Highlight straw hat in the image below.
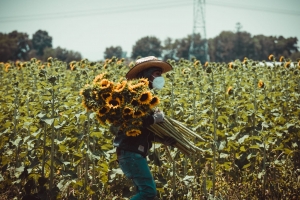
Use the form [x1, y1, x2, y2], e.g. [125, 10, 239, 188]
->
[126, 56, 173, 80]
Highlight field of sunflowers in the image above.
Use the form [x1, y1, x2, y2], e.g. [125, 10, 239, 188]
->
[0, 56, 299, 200]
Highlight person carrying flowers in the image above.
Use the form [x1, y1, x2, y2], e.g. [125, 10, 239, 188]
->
[112, 56, 176, 200]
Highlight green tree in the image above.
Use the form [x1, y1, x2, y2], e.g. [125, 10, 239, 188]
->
[32, 30, 52, 56]
[104, 46, 123, 59]
[208, 31, 236, 62]
[131, 36, 162, 59]
[162, 37, 178, 61]
[0, 31, 31, 61]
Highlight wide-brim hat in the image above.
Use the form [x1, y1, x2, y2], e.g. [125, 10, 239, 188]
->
[126, 56, 173, 80]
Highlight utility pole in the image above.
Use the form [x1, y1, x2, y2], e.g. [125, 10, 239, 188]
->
[189, 0, 209, 62]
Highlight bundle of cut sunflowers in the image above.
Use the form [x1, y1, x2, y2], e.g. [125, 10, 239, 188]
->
[80, 73, 204, 155]
[80, 73, 160, 137]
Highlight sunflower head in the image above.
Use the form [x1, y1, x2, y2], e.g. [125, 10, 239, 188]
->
[268, 54, 274, 61]
[132, 110, 145, 118]
[99, 79, 113, 90]
[114, 80, 127, 93]
[149, 96, 160, 109]
[285, 61, 291, 69]
[226, 86, 234, 95]
[132, 119, 143, 127]
[131, 98, 139, 107]
[126, 129, 141, 137]
[106, 96, 121, 109]
[123, 106, 134, 116]
[93, 73, 106, 84]
[98, 106, 110, 116]
[138, 91, 152, 105]
[258, 80, 264, 88]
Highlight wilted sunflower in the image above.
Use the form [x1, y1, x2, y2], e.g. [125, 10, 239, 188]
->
[126, 129, 141, 137]
[149, 96, 160, 109]
[268, 54, 274, 61]
[106, 96, 121, 109]
[258, 80, 264, 88]
[138, 91, 152, 105]
[226, 86, 234, 95]
[228, 62, 233, 70]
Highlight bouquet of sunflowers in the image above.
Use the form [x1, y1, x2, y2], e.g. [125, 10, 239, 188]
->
[80, 73, 160, 137]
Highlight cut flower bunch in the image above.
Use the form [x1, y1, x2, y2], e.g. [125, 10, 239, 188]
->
[80, 73, 160, 137]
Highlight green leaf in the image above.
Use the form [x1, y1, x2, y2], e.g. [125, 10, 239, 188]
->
[41, 118, 54, 125]
[242, 163, 251, 169]
[249, 144, 260, 150]
[206, 179, 213, 190]
[240, 146, 246, 152]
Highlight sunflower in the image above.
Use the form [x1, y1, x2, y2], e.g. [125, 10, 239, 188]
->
[123, 106, 134, 116]
[93, 73, 106, 84]
[106, 96, 121, 109]
[285, 61, 291, 69]
[138, 91, 152, 105]
[228, 62, 233, 70]
[133, 110, 145, 118]
[98, 105, 110, 116]
[99, 79, 113, 90]
[258, 80, 264, 88]
[279, 56, 285, 62]
[128, 81, 145, 93]
[226, 86, 233, 95]
[82, 101, 93, 111]
[114, 80, 127, 93]
[126, 129, 141, 137]
[131, 98, 139, 107]
[138, 78, 149, 87]
[100, 92, 111, 101]
[96, 114, 106, 126]
[132, 119, 143, 127]
[149, 96, 160, 109]
[268, 54, 274, 61]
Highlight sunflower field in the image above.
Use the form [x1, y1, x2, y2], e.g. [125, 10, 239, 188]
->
[0, 56, 300, 200]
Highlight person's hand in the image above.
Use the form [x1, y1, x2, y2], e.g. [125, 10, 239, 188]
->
[162, 136, 177, 146]
[153, 109, 164, 123]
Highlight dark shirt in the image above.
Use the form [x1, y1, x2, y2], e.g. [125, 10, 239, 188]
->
[113, 115, 155, 157]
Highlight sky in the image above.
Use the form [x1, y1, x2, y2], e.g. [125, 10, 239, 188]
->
[0, 0, 300, 61]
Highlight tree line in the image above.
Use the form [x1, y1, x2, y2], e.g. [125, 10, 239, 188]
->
[1, 28, 299, 63]
[0, 30, 82, 63]
[106, 32, 299, 63]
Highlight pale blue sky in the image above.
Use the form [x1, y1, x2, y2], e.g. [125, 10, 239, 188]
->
[0, 0, 299, 61]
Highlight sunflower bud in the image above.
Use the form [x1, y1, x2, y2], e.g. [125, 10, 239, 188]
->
[258, 80, 264, 88]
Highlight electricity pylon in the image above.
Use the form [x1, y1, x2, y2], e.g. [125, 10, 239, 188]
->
[189, 0, 209, 62]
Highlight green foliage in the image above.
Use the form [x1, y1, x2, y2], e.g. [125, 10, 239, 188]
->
[0, 57, 300, 199]
[131, 36, 162, 59]
[104, 46, 123, 59]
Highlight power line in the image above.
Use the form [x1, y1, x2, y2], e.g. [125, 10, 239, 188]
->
[0, 1, 192, 22]
[0, 0, 299, 23]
